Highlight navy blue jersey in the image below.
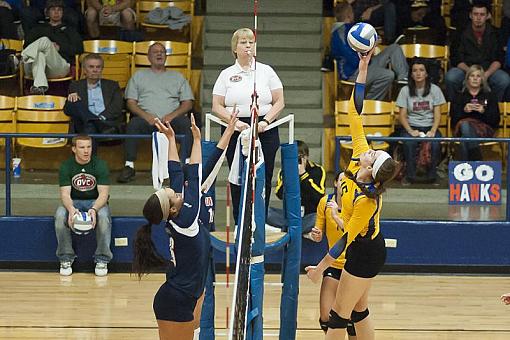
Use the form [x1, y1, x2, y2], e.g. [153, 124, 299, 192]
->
[165, 163, 211, 299]
[200, 146, 224, 231]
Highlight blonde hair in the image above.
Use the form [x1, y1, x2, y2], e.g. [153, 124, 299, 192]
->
[464, 64, 490, 92]
[231, 28, 255, 58]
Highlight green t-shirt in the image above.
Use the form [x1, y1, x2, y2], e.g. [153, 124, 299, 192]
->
[59, 156, 110, 200]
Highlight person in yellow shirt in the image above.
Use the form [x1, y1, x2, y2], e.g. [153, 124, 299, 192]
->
[306, 47, 399, 340]
[309, 172, 355, 339]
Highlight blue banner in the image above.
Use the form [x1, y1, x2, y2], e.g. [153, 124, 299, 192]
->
[448, 161, 502, 205]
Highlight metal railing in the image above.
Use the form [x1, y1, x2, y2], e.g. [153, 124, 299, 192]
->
[0, 132, 186, 216]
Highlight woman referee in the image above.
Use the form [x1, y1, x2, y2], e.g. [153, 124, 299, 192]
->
[212, 27, 285, 223]
[132, 114, 237, 340]
[306, 48, 398, 339]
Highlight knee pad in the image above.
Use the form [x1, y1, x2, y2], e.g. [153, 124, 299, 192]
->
[328, 309, 349, 329]
[319, 318, 328, 333]
[351, 308, 369, 323]
[346, 321, 357, 336]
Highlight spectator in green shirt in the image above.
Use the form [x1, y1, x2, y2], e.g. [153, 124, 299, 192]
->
[54, 135, 112, 277]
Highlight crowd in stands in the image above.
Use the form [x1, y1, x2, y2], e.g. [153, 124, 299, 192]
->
[329, 0, 510, 185]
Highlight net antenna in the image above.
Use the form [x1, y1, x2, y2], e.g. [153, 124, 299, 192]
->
[228, 0, 259, 339]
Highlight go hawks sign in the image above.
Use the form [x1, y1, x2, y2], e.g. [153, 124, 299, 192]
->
[448, 161, 501, 205]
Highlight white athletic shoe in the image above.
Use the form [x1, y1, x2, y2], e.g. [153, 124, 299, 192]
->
[95, 262, 108, 277]
[59, 261, 73, 276]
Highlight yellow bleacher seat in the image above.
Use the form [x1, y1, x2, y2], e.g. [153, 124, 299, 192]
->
[132, 40, 191, 80]
[0, 96, 16, 146]
[399, 44, 449, 81]
[16, 95, 70, 148]
[82, 40, 133, 89]
[0, 39, 23, 94]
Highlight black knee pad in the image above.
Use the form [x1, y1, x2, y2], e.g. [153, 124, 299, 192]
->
[346, 321, 357, 336]
[319, 318, 328, 333]
[328, 309, 349, 329]
[351, 308, 369, 323]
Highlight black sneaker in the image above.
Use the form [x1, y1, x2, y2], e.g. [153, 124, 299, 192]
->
[117, 166, 135, 183]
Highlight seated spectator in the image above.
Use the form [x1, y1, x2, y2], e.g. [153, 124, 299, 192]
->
[445, 0, 510, 102]
[21, 0, 83, 94]
[348, 0, 398, 44]
[450, 65, 500, 161]
[396, 0, 447, 44]
[85, 0, 136, 39]
[331, 2, 408, 100]
[64, 53, 124, 136]
[396, 58, 446, 185]
[117, 42, 193, 183]
[267, 140, 326, 238]
[20, 0, 83, 36]
[55, 135, 112, 277]
[0, 0, 20, 39]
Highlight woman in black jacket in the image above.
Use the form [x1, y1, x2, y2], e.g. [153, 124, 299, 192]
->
[451, 64, 500, 161]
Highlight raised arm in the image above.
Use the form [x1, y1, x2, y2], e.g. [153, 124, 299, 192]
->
[349, 49, 375, 158]
[189, 114, 202, 165]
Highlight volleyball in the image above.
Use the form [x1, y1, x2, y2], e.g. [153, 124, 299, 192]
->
[71, 211, 93, 235]
[347, 22, 377, 54]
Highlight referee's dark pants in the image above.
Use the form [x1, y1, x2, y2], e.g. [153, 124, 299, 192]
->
[224, 117, 280, 225]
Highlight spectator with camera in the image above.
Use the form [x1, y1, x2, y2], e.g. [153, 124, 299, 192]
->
[267, 140, 326, 238]
[54, 135, 112, 277]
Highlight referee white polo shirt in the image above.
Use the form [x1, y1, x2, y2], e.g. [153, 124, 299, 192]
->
[212, 60, 283, 118]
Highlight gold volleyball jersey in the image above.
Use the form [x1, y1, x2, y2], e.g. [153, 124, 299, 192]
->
[339, 96, 381, 247]
[316, 194, 346, 269]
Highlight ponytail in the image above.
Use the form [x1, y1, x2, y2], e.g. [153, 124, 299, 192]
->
[132, 222, 167, 279]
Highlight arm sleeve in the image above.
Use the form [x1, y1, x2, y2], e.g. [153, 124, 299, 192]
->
[125, 73, 139, 100]
[483, 92, 501, 128]
[96, 160, 111, 185]
[178, 76, 195, 102]
[274, 170, 284, 200]
[103, 81, 124, 121]
[212, 70, 227, 96]
[267, 65, 283, 90]
[328, 196, 377, 259]
[315, 196, 327, 232]
[202, 146, 224, 182]
[349, 86, 370, 158]
[59, 163, 71, 187]
[168, 160, 184, 193]
[300, 165, 326, 204]
[172, 164, 201, 227]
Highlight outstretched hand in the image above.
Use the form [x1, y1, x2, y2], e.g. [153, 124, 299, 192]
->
[225, 110, 239, 135]
[190, 113, 201, 140]
[155, 118, 175, 139]
[358, 45, 376, 70]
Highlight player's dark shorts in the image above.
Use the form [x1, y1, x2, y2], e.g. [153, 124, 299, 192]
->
[153, 282, 197, 322]
[322, 266, 342, 280]
[344, 232, 386, 278]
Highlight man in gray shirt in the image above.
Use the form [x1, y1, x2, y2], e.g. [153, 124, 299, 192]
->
[117, 42, 194, 183]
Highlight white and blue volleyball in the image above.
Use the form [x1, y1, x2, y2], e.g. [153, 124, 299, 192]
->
[72, 211, 93, 235]
[347, 22, 377, 54]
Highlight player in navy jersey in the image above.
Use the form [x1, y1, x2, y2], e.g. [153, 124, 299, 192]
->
[132, 113, 237, 340]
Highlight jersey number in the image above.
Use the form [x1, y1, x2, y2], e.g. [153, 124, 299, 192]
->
[208, 208, 214, 223]
[169, 237, 176, 267]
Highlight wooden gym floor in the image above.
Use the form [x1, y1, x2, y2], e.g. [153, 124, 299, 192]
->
[0, 272, 509, 339]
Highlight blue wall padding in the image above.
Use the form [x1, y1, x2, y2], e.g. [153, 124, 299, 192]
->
[278, 143, 301, 340]
[2, 217, 510, 266]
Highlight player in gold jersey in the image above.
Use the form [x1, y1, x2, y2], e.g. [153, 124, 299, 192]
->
[310, 172, 355, 338]
[306, 47, 399, 340]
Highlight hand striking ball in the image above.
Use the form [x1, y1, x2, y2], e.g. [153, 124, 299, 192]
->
[347, 22, 377, 54]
